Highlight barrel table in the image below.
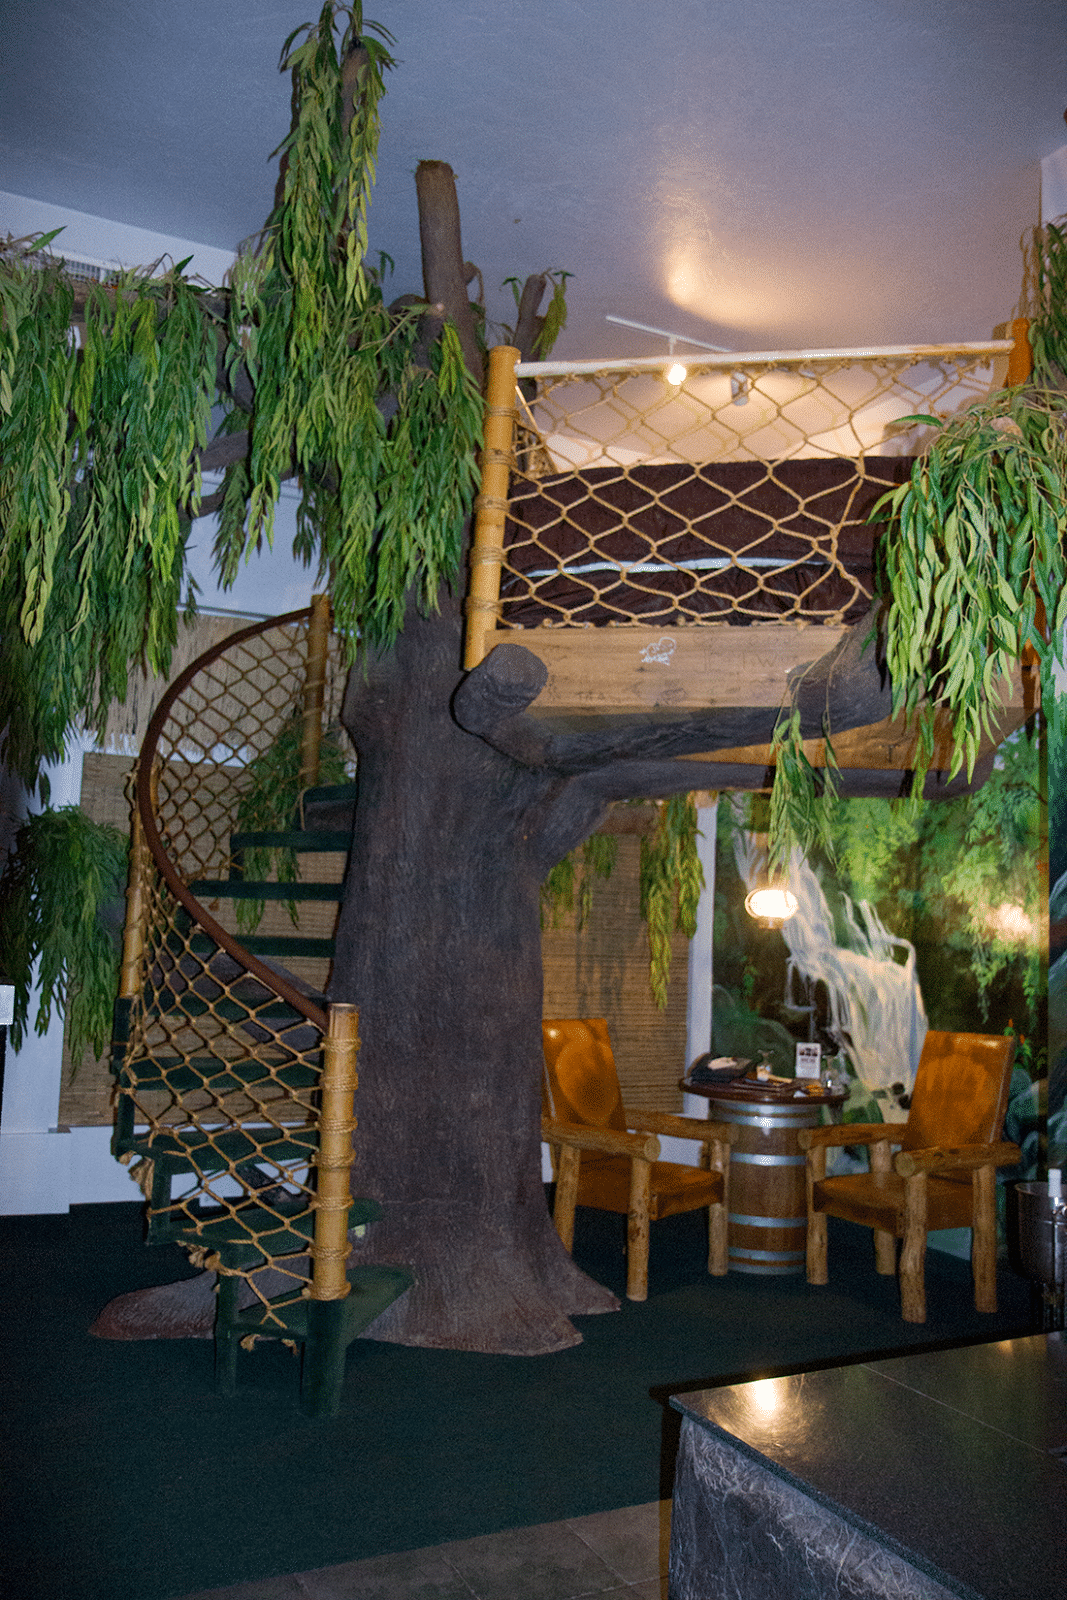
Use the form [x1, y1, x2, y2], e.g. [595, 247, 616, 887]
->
[681, 1078, 845, 1274]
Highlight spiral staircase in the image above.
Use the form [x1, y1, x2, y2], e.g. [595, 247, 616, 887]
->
[110, 595, 410, 1415]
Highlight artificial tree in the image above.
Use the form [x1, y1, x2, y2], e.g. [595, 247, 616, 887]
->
[3, 4, 1063, 1352]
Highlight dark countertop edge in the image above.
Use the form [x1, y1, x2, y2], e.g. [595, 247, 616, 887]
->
[669, 1395, 985, 1600]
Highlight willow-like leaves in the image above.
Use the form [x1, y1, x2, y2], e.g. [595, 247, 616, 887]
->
[640, 794, 704, 1009]
[216, 2, 482, 656]
[876, 389, 1067, 781]
[0, 246, 215, 784]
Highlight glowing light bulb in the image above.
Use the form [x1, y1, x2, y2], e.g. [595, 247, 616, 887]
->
[666, 362, 687, 386]
[744, 886, 799, 927]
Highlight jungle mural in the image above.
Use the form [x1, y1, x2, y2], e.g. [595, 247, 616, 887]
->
[713, 723, 1048, 1192]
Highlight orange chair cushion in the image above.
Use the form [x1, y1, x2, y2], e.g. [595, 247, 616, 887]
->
[813, 1171, 986, 1236]
[577, 1155, 725, 1220]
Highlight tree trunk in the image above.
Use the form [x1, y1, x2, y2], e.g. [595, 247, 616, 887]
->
[329, 593, 618, 1352]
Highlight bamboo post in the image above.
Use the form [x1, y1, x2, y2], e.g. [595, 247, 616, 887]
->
[464, 344, 519, 671]
[119, 767, 149, 1000]
[309, 1002, 359, 1302]
[299, 592, 332, 792]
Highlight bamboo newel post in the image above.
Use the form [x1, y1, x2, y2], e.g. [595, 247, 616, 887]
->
[464, 344, 519, 671]
[299, 592, 332, 792]
[310, 1002, 360, 1302]
[119, 768, 149, 1000]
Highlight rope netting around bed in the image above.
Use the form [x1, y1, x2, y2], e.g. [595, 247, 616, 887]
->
[113, 606, 357, 1324]
[466, 341, 1012, 665]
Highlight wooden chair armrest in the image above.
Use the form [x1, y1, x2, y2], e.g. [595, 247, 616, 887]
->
[627, 1110, 737, 1146]
[541, 1117, 659, 1163]
[894, 1142, 1021, 1177]
[797, 1123, 898, 1152]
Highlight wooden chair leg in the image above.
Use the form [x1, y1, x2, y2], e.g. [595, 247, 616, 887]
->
[972, 1163, 998, 1313]
[708, 1201, 728, 1276]
[553, 1144, 579, 1253]
[900, 1172, 928, 1323]
[868, 1137, 897, 1276]
[805, 1146, 828, 1285]
[706, 1137, 729, 1276]
[626, 1157, 652, 1301]
[874, 1230, 897, 1275]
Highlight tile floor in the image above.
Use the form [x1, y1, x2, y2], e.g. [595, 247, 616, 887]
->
[171, 1500, 670, 1600]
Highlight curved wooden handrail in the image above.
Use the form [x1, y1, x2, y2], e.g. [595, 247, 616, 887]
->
[136, 605, 330, 1034]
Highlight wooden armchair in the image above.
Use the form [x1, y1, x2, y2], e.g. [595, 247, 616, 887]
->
[798, 1030, 1018, 1322]
[541, 1018, 735, 1301]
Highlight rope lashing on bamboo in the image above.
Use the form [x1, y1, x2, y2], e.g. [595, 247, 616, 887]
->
[310, 1002, 360, 1302]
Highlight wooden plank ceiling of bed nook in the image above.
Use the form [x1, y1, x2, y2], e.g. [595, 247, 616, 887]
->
[465, 338, 1032, 793]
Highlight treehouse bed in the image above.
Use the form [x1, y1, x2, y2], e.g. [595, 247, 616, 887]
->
[465, 340, 1033, 780]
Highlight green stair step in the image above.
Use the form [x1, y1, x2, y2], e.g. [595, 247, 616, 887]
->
[146, 987, 311, 1025]
[125, 1123, 320, 1169]
[121, 1056, 319, 1094]
[190, 878, 344, 902]
[231, 830, 351, 852]
[229, 1262, 413, 1340]
[170, 1196, 382, 1270]
[298, 781, 358, 810]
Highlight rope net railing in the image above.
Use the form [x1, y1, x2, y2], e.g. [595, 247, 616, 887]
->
[114, 604, 357, 1326]
[466, 341, 1012, 666]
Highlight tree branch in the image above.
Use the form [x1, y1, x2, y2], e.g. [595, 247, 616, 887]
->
[415, 160, 484, 383]
[513, 273, 547, 362]
[453, 609, 895, 775]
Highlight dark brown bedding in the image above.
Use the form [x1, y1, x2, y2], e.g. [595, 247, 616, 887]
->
[500, 456, 914, 627]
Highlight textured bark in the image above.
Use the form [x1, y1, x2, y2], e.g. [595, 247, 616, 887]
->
[327, 593, 618, 1351]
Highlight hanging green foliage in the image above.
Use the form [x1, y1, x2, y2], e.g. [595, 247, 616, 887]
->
[876, 388, 1067, 777]
[766, 387, 1067, 871]
[767, 707, 839, 880]
[640, 793, 704, 1009]
[232, 710, 353, 932]
[0, 3, 486, 792]
[0, 807, 128, 1067]
[540, 797, 704, 1007]
[1030, 214, 1067, 383]
[0, 242, 214, 784]
[540, 832, 618, 929]
[215, 1, 484, 656]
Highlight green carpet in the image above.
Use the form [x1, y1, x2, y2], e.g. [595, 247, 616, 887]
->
[1, 1197, 1032, 1600]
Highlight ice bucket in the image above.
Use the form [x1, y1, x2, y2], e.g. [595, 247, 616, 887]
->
[1012, 1180, 1066, 1284]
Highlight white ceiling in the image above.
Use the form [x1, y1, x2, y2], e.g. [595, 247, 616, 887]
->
[2, 1, 1066, 359]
